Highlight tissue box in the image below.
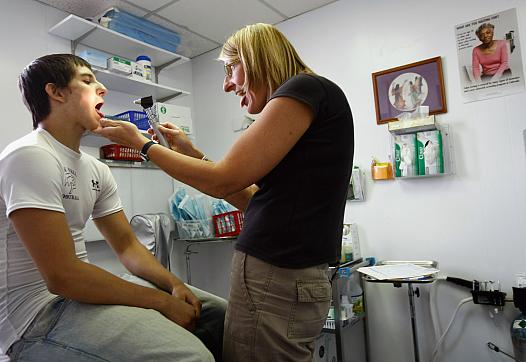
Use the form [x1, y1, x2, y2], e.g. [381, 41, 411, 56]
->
[416, 130, 444, 175]
[79, 49, 108, 69]
[394, 133, 418, 177]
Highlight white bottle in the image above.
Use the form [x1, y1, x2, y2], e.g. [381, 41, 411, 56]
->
[136, 55, 152, 81]
[341, 295, 354, 321]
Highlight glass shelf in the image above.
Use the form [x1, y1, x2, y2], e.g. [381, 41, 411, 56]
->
[390, 123, 454, 179]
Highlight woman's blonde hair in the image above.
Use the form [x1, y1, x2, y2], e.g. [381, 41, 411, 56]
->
[219, 23, 313, 98]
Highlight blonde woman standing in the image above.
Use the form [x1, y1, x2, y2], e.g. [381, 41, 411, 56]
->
[96, 23, 354, 361]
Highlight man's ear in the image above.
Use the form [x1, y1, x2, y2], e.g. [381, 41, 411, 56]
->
[44, 83, 67, 103]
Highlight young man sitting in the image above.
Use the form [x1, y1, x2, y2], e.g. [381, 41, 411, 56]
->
[0, 54, 225, 362]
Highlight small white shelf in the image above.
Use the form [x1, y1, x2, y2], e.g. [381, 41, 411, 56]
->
[93, 69, 189, 102]
[49, 14, 189, 67]
[98, 158, 159, 169]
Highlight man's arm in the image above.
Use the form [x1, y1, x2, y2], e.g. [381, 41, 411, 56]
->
[93, 210, 201, 317]
[10, 208, 198, 329]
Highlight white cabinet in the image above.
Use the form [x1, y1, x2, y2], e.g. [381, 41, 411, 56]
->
[49, 14, 190, 102]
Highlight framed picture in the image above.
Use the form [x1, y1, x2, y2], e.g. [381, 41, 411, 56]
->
[372, 56, 447, 124]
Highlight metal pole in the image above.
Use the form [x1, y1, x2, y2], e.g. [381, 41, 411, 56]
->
[332, 276, 344, 362]
[408, 283, 420, 362]
[184, 244, 192, 284]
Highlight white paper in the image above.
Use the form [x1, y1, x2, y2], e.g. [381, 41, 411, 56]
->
[358, 263, 439, 280]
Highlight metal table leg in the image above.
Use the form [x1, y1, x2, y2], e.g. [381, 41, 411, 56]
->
[407, 283, 420, 362]
[184, 243, 198, 284]
[332, 276, 344, 362]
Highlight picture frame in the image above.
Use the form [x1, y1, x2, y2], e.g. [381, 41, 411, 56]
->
[372, 56, 447, 124]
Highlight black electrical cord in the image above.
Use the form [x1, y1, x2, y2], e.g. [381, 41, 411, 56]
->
[487, 342, 517, 361]
[446, 276, 473, 289]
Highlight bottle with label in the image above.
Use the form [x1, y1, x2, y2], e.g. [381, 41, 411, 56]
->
[136, 55, 152, 81]
[340, 224, 353, 263]
[348, 273, 364, 316]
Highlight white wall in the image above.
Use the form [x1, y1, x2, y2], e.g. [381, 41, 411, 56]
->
[189, 0, 526, 361]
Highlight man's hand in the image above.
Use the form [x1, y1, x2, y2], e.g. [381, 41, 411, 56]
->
[160, 294, 200, 331]
[171, 283, 202, 319]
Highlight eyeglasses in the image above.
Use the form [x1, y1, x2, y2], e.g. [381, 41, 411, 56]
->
[224, 59, 240, 77]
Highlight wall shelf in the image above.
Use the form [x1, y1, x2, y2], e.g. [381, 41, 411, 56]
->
[49, 14, 189, 68]
[93, 69, 189, 102]
[390, 123, 454, 179]
[49, 14, 190, 102]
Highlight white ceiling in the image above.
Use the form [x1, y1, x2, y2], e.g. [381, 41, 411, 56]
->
[36, 0, 337, 58]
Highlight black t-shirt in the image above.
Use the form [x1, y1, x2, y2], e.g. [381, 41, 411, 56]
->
[235, 73, 354, 268]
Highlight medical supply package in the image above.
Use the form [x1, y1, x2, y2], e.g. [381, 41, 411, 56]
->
[394, 133, 418, 177]
[416, 130, 444, 175]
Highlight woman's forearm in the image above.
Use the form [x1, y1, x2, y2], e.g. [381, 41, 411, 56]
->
[147, 144, 251, 198]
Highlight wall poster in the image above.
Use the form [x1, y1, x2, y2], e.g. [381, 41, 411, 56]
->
[455, 8, 525, 102]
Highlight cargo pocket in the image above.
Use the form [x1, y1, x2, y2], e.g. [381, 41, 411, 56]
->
[288, 279, 332, 339]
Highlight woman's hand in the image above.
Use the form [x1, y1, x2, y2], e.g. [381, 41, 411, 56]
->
[150, 122, 202, 158]
[93, 119, 150, 150]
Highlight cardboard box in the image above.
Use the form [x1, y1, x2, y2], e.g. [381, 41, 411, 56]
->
[107, 56, 132, 75]
[153, 103, 193, 135]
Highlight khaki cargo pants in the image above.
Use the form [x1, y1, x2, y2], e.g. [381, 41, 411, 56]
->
[223, 250, 331, 362]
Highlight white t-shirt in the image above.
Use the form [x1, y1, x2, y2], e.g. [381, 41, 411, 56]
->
[0, 129, 122, 356]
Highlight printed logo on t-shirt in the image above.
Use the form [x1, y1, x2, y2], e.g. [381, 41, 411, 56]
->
[63, 167, 79, 201]
[91, 179, 101, 192]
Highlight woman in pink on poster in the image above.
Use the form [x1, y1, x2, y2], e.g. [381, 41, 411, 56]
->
[472, 23, 511, 82]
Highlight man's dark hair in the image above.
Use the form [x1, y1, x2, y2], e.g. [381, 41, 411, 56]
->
[18, 54, 91, 129]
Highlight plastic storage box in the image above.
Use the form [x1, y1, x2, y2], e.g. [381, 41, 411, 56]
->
[110, 111, 149, 130]
[213, 211, 244, 237]
[79, 49, 108, 69]
[100, 144, 141, 161]
[100, 8, 181, 53]
[175, 219, 213, 240]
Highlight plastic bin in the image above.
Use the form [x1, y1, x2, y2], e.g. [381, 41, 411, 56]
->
[175, 219, 213, 240]
[110, 111, 149, 130]
[213, 211, 243, 237]
[100, 144, 142, 161]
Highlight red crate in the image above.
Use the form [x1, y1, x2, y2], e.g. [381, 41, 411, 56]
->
[100, 144, 142, 161]
[213, 210, 244, 237]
